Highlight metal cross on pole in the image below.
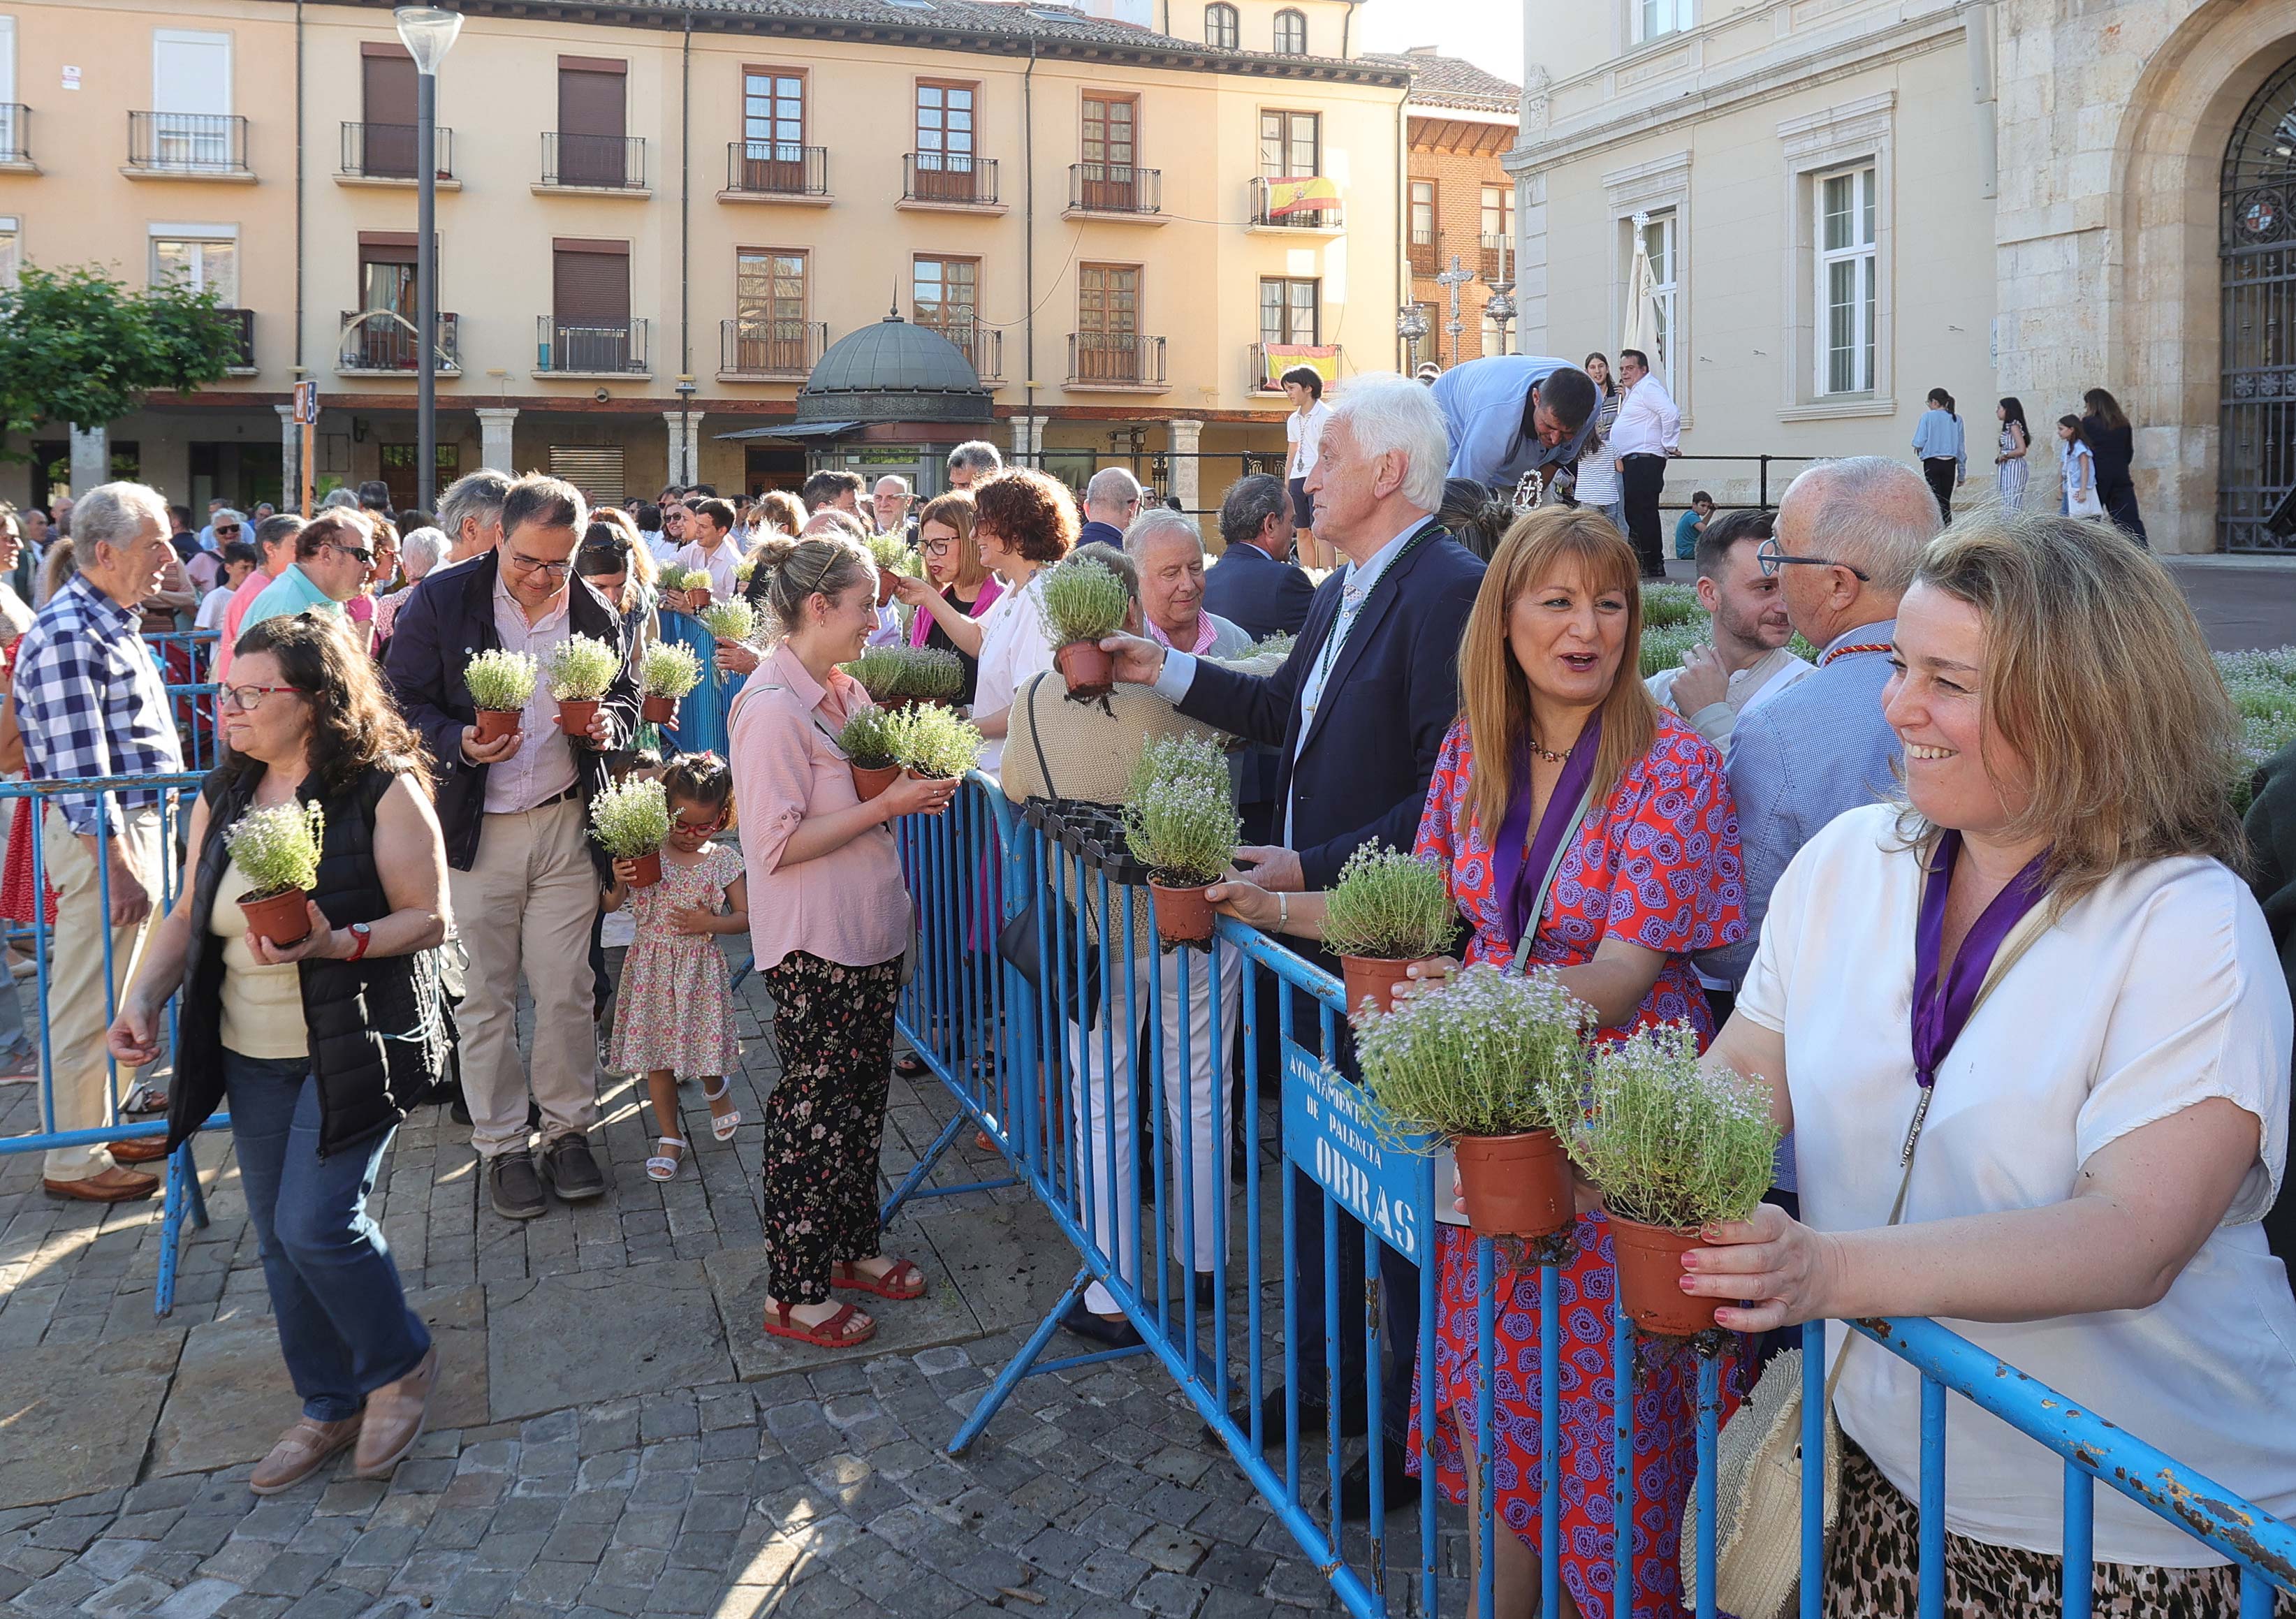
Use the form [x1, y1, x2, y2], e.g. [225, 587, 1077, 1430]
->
[1435, 254, 1475, 369]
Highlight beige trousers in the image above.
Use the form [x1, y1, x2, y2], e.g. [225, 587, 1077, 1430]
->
[446, 796, 601, 1159]
[42, 806, 165, 1181]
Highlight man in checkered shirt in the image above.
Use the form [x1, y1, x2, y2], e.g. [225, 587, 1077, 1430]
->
[14, 481, 183, 1202]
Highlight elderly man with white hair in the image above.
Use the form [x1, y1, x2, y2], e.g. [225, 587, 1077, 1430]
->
[1078, 467, 1142, 550]
[1103, 374, 1483, 1505]
[870, 476, 913, 542]
[1124, 508, 1250, 661]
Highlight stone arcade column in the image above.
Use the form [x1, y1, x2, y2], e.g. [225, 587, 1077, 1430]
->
[275, 405, 300, 504]
[474, 408, 519, 476]
[662, 409, 705, 488]
[1168, 418, 1204, 520]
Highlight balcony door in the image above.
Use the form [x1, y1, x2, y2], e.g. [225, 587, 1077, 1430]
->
[557, 58, 627, 187]
[1077, 265, 1139, 382]
[153, 30, 231, 168]
[354, 235, 418, 369]
[1080, 94, 1136, 211]
[360, 45, 417, 177]
[1257, 109, 1317, 180]
[914, 255, 982, 370]
[735, 249, 808, 372]
[1259, 277, 1318, 346]
[740, 70, 805, 192]
[553, 240, 631, 370]
[914, 82, 977, 202]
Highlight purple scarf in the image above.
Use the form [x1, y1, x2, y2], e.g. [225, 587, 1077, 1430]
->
[1491, 712, 1602, 948]
[1910, 830, 2049, 1091]
[908, 575, 1002, 648]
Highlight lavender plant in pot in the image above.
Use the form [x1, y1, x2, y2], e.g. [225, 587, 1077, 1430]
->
[1320, 844, 1459, 1019]
[224, 800, 327, 948]
[462, 648, 537, 745]
[638, 640, 702, 726]
[590, 775, 672, 888]
[865, 534, 918, 608]
[836, 706, 903, 802]
[545, 633, 620, 738]
[886, 703, 983, 794]
[1037, 554, 1129, 701]
[1122, 735, 1238, 948]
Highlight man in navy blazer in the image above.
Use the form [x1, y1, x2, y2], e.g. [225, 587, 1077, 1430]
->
[1104, 374, 1482, 1509]
[1203, 474, 1314, 640]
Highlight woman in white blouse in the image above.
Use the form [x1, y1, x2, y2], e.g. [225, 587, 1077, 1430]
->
[1686, 511, 2296, 1611]
[964, 468, 1078, 774]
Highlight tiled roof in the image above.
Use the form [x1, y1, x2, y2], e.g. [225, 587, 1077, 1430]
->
[1363, 48, 1521, 113]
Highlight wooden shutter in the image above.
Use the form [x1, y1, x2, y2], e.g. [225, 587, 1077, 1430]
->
[548, 447, 626, 506]
[553, 242, 629, 326]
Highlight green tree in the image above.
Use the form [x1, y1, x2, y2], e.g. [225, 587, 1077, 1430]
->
[0, 265, 246, 461]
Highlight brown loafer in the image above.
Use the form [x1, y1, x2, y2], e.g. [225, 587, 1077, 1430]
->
[353, 1344, 438, 1479]
[43, 1166, 159, 1203]
[108, 1136, 170, 1165]
[249, 1416, 361, 1495]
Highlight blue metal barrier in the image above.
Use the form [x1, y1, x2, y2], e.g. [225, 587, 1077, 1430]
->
[884, 772, 2296, 1618]
[653, 610, 733, 756]
[144, 627, 220, 773]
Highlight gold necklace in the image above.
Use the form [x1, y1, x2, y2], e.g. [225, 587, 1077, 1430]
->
[1531, 741, 1574, 764]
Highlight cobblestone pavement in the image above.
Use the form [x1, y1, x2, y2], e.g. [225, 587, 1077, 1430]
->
[0, 965, 1448, 1617]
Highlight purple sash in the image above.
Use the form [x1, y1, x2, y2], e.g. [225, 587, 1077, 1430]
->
[1903, 830, 2049, 1156]
[1492, 712, 1602, 951]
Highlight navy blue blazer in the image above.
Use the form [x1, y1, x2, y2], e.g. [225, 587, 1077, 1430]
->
[1176, 525, 1484, 891]
[1202, 541, 1315, 641]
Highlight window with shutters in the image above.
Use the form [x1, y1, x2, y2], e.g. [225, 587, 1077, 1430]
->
[1079, 93, 1136, 210]
[152, 30, 233, 169]
[733, 249, 809, 373]
[914, 254, 986, 371]
[548, 446, 626, 507]
[914, 82, 977, 200]
[551, 242, 633, 372]
[360, 45, 416, 177]
[1273, 9, 1307, 54]
[152, 233, 238, 307]
[1204, 3, 1238, 48]
[1409, 180, 1437, 272]
[1259, 277, 1319, 346]
[556, 58, 631, 188]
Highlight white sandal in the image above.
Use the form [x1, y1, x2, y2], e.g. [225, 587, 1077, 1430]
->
[701, 1080, 742, 1143]
[645, 1135, 687, 1182]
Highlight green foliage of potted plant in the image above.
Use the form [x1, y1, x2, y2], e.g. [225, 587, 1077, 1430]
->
[734, 556, 757, 589]
[886, 703, 984, 786]
[1037, 554, 1130, 701]
[546, 633, 620, 738]
[837, 707, 903, 802]
[898, 646, 966, 704]
[1123, 735, 1239, 948]
[1321, 844, 1459, 1018]
[224, 800, 326, 948]
[1552, 1022, 1782, 1336]
[1359, 962, 1586, 1243]
[462, 648, 539, 745]
[699, 598, 759, 649]
[590, 775, 673, 888]
[656, 566, 708, 614]
[841, 646, 909, 707]
[638, 640, 703, 726]
[865, 533, 918, 606]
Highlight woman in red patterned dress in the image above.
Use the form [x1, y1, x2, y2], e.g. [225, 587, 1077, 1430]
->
[1215, 508, 1746, 1618]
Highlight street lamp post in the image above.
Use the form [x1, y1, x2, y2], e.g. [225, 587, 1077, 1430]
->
[395, 7, 462, 513]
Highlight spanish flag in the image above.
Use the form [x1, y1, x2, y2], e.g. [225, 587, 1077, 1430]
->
[1264, 175, 1341, 217]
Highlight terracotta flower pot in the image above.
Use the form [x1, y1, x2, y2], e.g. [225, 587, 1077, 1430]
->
[1055, 640, 1115, 701]
[474, 708, 520, 745]
[641, 693, 679, 725]
[876, 571, 898, 607]
[902, 768, 957, 815]
[1609, 1214, 1720, 1337]
[1338, 953, 1447, 1019]
[851, 762, 901, 802]
[1454, 1129, 1574, 1240]
[237, 887, 312, 949]
[556, 698, 599, 738]
[1148, 879, 1216, 947]
[624, 850, 664, 890]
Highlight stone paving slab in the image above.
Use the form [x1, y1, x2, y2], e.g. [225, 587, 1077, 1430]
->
[486, 1261, 736, 1423]
[0, 1330, 184, 1506]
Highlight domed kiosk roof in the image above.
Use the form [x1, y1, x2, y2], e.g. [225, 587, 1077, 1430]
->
[796, 314, 994, 425]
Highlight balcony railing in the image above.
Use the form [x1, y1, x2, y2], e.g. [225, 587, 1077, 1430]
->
[1248, 175, 1343, 230]
[1479, 233, 1507, 281]
[1067, 332, 1167, 388]
[220, 308, 256, 372]
[537, 316, 648, 374]
[724, 141, 828, 197]
[1250, 342, 1340, 393]
[338, 309, 461, 374]
[339, 122, 453, 182]
[540, 132, 646, 191]
[719, 318, 826, 377]
[1067, 163, 1161, 215]
[1408, 227, 1440, 275]
[920, 318, 1003, 382]
[903, 153, 998, 207]
[0, 105, 29, 166]
[127, 111, 249, 176]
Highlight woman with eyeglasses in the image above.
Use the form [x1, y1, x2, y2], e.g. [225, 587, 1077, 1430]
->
[107, 612, 455, 1496]
[888, 491, 1000, 704]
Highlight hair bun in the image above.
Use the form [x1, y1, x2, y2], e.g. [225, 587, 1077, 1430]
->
[757, 536, 799, 571]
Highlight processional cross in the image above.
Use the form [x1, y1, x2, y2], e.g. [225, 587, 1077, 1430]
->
[1435, 254, 1476, 370]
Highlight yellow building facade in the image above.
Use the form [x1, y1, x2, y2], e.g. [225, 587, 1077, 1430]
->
[0, 0, 1410, 517]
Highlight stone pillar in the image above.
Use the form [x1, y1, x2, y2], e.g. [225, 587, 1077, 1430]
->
[474, 408, 519, 476]
[662, 409, 704, 487]
[1168, 418, 1204, 521]
[1010, 414, 1046, 466]
[67, 425, 107, 495]
[275, 405, 301, 505]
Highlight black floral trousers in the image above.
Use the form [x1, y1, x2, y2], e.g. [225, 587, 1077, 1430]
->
[758, 950, 903, 1305]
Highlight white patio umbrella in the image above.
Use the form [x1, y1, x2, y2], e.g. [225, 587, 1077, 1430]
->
[1621, 212, 1664, 379]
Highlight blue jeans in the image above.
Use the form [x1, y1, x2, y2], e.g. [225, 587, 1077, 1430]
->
[224, 1050, 430, 1421]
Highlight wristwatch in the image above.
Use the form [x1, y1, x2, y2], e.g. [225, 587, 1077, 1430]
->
[344, 923, 373, 962]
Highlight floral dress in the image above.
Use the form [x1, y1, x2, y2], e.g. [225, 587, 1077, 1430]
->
[605, 841, 744, 1080]
[1407, 711, 1747, 1619]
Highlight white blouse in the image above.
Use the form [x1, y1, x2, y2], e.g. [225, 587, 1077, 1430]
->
[1739, 804, 2296, 1566]
[969, 570, 1055, 775]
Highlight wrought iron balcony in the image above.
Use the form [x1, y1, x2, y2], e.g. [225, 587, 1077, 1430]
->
[539, 132, 646, 191]
[1067, 163, 1161, 216]
[339, 122, 454, 182]
[921, 318, 1003, 381]
[1066, 332, 1167, 389]
[719, 318, 827, 378]
[1479, 233, 1507, 281]
[337, 310, 461, 374]
[902, 154, 999, 207]
[126, 112, 250, 177]
[723, 142, 828, 198]
[536, 316, 649, 375]
[220, 308, 256, 372]
[1247, 175, 1343, 230]
[1250, 342, 1340, 393]
[0, 105, 29, 167]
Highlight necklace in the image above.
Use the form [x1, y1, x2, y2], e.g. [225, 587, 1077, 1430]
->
[1531, 741, 1574, 763]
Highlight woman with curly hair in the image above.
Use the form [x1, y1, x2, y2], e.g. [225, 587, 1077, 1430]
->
[965, 468, 1078, 772]
[106, 611, 455, 1497]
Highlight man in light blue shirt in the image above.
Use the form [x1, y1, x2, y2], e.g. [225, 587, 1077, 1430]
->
[1428, 354, 1602, 496]
[242, 511, 376, 633]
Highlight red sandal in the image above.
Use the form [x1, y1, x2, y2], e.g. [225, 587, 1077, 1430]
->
[763, 1300, 876, 1349]
[831, 1258, 926, 1301]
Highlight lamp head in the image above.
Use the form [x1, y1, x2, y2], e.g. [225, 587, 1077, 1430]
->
[393, 7, 464, 73]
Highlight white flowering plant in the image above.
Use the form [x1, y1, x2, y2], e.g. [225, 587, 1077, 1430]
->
[1126, 731, 1229, 800]
[588, 776, 671, 860]
[1358, 963, 1584, 1143]
[1124, 780, 1238, 888]
[898, 646, 966, 701]
[886, 704, 984, 779]
[865, 532, 919, 579]
[1037, 554, 1130, 648]
[699, 598, 759, 647]
[462, 648, 539, 712]
[225, 800, 327, 900]
[638, 640, 703, 700]
[837, 708, 901, 770]
[1553, 1021, 1781, 1230]
[545, 634, 620, 702]
[1320, 844, 1457, 962]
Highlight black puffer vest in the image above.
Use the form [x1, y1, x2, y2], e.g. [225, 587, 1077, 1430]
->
[167, 763, 454, 1157]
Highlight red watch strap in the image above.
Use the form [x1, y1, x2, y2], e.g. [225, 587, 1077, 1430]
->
[346, 923, 373, 962]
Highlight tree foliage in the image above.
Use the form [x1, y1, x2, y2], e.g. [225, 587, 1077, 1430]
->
[0, 265, 245, 457]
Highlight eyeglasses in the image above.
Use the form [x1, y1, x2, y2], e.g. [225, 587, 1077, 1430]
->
[329, 541, 375, 566]
[214, 525, 242, 536]
[922, 539, 955, 558]
[671, 808, 729, 835]
[509, 551, 574, 580]
[219, 682, 298, 712]
[1755, 536, 1871, 583]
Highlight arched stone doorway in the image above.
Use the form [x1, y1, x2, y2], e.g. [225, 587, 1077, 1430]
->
[2221, 60, 2296, 552]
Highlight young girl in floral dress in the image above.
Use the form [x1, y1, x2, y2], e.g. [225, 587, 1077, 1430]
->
[605, 752, 750, 1180]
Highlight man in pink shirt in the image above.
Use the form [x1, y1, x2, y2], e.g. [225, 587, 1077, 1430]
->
[212, 513, 306, 686]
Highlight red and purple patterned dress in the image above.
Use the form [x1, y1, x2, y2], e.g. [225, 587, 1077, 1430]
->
[1408, 710, 1746, 1619]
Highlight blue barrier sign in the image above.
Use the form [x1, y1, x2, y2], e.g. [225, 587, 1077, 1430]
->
[1281, 1039, 1433, 1264]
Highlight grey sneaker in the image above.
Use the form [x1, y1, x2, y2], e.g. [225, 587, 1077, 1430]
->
[490, 1150, 547, 1220]
[540, 1133, 605, 1202]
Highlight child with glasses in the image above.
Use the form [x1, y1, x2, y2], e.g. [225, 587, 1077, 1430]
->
[601, 752, 749, 1180]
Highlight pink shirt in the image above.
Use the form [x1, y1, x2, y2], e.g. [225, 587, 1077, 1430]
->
[481, 573, 580, 814]
[214, 566, 277, 684]
[730, 643, 912, 972]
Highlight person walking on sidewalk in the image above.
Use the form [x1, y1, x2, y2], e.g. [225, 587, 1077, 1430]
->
[108, 613, 453, 1495]
[1913, 388, 1968, 522]
[1611, 346, 1681, 579]
[385, 474, 641, 1221]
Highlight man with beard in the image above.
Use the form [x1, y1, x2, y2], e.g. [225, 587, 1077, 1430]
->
[1644, 507, 1811, 756]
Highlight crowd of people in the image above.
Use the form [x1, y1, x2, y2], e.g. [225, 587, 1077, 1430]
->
[0, 376, 2288, 1619]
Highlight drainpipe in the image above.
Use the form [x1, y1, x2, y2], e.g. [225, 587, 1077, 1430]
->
[1023, 40, 1037, 463]
[1967, 3, 1998, 200]
[680, 10, 694, 481]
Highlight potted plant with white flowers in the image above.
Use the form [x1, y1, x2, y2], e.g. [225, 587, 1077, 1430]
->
[590, 775, 673, 888]
[1037, 553, 1130, 701]
[462, 648, 538, 745]
[886, 703, 983, 792]
[638, 640, 703, 726]
[699, 597, 758, 650]
[1123, 735, 1238, 947]
[1321, 844, 1459, 1019]
[865, 534, 918, 607]
[836, 707, 903, 802]
[225, 800, 327, 948]
[545, 633, 620, 738]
